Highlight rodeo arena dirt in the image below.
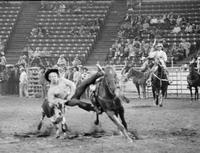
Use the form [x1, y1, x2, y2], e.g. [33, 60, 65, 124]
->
[1, 0, 200, 153]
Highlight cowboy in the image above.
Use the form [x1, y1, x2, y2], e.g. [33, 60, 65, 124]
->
[43, 64, 104, 117]
[146, 43, 171, 86]
[19, 67, 28, 98]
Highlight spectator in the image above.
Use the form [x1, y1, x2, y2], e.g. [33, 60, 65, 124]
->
[13, 65, 20, 95]
[72, 55, 81, 67]
[57, 2, 65, 15]
[17, 55, 27, 68]
[0, 52, 6, 71]
[19, 67, 28, 98]
[172, 24, 181, 33]
[73, 66, 82, 87]
[179, 39, 191, 57]
[185, 23, 193, 33]
[176, 15, 182, 25]
[66, 67, 74, 81]
[39, 67, 47, 98]
[57, 54, 67, 68]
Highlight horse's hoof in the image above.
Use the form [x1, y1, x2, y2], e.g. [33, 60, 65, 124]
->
[127, 137, 133, 143]
[55, 135, 60, 139]
[159, 104, 163, 107]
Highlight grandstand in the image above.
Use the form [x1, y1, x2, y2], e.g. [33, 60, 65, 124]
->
[2, 0, 199, 66]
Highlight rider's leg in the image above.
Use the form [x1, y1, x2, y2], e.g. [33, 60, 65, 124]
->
[147, 64, 158, 86]
[67, 98, 95, 112]
[72, 64, 104, 99]
[161, 61, 172, 84]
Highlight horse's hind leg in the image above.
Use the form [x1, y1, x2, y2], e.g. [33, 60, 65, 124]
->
[37, 111, 45, 131]
[106, 111, 132, 142]
[195, 87, 198, 100]
[142, 85, 146, 99]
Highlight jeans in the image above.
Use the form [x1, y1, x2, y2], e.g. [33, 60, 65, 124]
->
[19, 83, 28, 97]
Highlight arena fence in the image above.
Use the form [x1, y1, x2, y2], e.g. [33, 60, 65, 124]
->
[27, 66, 190, 98]
[113, 65, 190, 98]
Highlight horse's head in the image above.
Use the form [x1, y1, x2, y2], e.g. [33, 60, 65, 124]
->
[189, 63, 196, 72]
[103, 66, 118, 97]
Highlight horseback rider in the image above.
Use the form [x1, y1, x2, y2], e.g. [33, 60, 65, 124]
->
[146, 43, 172, 86]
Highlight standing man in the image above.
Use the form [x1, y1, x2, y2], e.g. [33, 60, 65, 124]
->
[19, 67, 28, 98]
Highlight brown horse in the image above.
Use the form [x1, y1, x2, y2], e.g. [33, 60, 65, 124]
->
[124, 67, 151, 99]
[90, 66, 132, 142]
[187, 63, 200, 101]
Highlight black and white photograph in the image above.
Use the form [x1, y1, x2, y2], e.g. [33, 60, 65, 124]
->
[0, 0, 200, 152]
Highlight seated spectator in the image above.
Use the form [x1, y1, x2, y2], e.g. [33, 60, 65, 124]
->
[41, 27, 50, 37]
[150, 16, 158, 25]
[185, 23, 193, 33]
[72, 55, 81, 67]
[172, 24, 181, 33]
[31, 27, 39, 37]
[0, 41, 5, 52]
[0, 52, 6, 72]
[142, 20, 149, 31]
[57, 2, 66, 15]
[194, 24, 200, 34]
[176, 15, 182, 25]
[179, 39, 191, 57]
[124, 13, 132, 22]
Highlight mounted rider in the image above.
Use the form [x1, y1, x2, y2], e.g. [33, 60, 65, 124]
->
[146, 42, 172, 86]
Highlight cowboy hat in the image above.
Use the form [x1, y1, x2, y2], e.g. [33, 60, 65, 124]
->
[44, 68, 59, 82]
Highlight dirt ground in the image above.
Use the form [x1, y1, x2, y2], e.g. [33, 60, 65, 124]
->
[0, 96, 200, 153]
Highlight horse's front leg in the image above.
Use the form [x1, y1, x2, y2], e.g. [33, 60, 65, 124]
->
[152, 87, 156, 105]
[94, 113, 99, 125]
[142, 85, 146, 99]
[189, 86, 193, 101]
[118, 106, 127, 130]
[155, 89, 160, 106]
[106, 110, 132, 142]
[159, 90, 164, 107]
[135, 83, 141, 99]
